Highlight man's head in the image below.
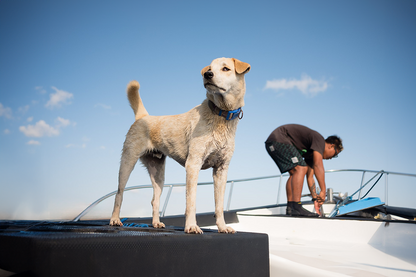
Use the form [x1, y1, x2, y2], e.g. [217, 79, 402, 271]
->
[323, 135, 343, 159]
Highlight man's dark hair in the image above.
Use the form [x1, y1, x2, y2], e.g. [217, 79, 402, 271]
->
[325, 135, 343, 152]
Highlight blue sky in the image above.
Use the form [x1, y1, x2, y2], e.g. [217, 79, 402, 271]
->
[1, 0, 415, 220]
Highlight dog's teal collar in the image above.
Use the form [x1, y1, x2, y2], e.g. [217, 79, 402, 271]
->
[208, 100, 243, 121]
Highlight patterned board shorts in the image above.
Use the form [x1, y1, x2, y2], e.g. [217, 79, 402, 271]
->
[265, 141, 307, 173]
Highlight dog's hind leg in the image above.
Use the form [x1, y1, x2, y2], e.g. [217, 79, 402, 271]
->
[109, 142, 143, 226]
[141, 153, 166, 228]
[213, 165, 236, 233]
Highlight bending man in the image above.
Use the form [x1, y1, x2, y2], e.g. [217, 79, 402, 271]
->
[265, 124, 343, 216]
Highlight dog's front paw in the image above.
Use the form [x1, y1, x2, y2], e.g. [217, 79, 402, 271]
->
[152, 222, 165, 229]
[109, 217, 123, 226]
[218, 225, 236, 234]
[185, 225, 203, 234]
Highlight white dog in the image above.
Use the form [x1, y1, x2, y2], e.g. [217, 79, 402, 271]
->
[110, 57, 250, 234]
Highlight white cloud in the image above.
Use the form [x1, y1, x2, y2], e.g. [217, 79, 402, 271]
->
[35, 86, 47, 94]
[4, 129, 11, 134]
[27, 117, 34, 122]
[65, 143, 86, 149]
[264, 74, 328, 97]
[19, 120, 60, 137]
[95, 103, 111, 110]
[56, 117, 70, 127]
[27, 140, 40, 145]
[19, 117, 72, 138]
[45, 87, 73, 108]
[18, 105, 30, 115]
[0, 103, 12, 119]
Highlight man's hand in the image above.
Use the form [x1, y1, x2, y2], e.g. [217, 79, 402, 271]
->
[314, 191, 326, 216]
[313, 200, 321, 216]
[317, 191, 326, 204]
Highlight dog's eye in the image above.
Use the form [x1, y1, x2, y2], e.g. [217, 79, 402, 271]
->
[222, 67, 231, 72]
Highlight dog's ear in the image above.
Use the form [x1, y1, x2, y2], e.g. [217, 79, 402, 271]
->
[233, 58, 251, 74]
[201, 66, 211, 76]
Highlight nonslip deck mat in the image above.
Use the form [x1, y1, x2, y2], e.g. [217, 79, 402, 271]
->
[0, 221, 269, 277]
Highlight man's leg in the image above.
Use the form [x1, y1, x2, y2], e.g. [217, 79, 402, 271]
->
[288, 165, 319, 217]
[286, 175, 293, 215]
[288, 165, 308, 202]
[286, 175, 293, 201]
[286, 166, 307, 215]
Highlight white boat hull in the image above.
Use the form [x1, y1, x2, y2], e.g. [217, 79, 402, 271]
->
[214, 211, 416, 277]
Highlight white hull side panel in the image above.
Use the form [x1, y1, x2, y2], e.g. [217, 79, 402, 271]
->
[210, 214, 416, 277]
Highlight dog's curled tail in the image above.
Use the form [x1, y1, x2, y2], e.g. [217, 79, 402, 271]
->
[127, 80, 149, 121]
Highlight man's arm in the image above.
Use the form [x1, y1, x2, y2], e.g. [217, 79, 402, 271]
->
[306, 166, 321, 215]
[312, 151, 326, 206]
[306, 166, 317, 199]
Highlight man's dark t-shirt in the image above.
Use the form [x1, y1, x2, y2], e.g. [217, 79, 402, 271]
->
[266, 124, 325, 166]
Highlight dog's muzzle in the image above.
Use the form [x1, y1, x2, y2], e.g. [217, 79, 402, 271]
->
[203, 70, 226, 91]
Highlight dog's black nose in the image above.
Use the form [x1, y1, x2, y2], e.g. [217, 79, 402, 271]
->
[204, 70, 214, 79]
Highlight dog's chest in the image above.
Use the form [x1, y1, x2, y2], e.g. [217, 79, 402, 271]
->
[198, 120, 237, 170]
[200, 144, 232, 170]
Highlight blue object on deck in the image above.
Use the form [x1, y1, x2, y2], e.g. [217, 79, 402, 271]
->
[337, 197, 384, 216]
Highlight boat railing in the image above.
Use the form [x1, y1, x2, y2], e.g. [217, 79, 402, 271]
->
[73, 169, 416, 221]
